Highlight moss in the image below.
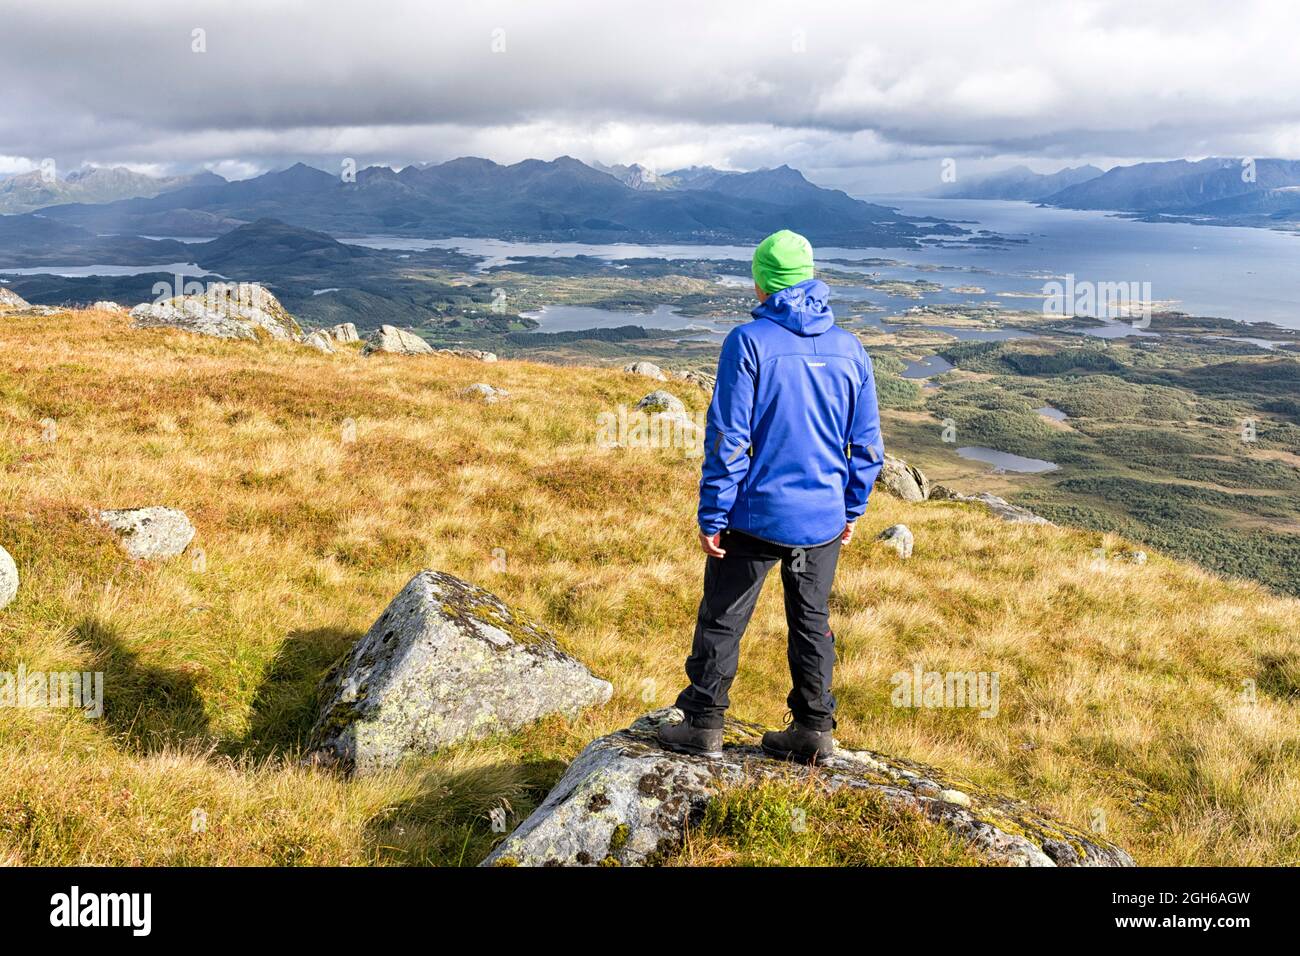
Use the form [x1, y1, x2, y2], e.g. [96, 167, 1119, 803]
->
[608, 822, 630, 854]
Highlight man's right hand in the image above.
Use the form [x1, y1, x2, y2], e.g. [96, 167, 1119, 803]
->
[698, 530, 727, 558]
[841, 522, 856, 545]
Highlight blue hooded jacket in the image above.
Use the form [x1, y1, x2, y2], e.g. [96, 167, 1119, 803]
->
[697, 278, 885, 547]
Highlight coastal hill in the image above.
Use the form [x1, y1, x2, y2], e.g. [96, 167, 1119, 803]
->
[0, 303, 1296, 865]
[33, 157, 963, 246]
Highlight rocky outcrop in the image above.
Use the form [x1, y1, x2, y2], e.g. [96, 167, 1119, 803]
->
[308, 571, 613, 774]
[438, 347, 498, 363]
[0, 545, 17, 609]
[931, 487, 1052, 525]
[96, 507, 195, 560]
[876, 454, 930, 502]
[362, 324, 434, 356]
[623, 361, 667, 381]
[672, 368, 717, 392]
[462, 383, 509, 403]
[0, 288, 30, 311]
[483, 709, 1135, 868]
[877, 523, 914, 558]
[130, 283, 302, 342]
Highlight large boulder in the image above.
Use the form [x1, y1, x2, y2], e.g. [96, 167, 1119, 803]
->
[362, 324, 434, 356]
[635, 390, 686, 417]
[876, 454, 930, 502]
[303, 330, 336, 354]
[623, 361, 667, 381]
[0, 546, 17, 609]
[308, 571, 613, 773]
[96, 507, 195, 560]
[482, 709, 1135, 868]
[130, 283, 302, 342]
[0, 288, 30, 311]
[931, 487, 1052, 525]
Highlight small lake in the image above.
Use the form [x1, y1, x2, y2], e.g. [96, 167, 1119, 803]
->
[902, 355, 954, 379]
[520, 303, 732, 337]
[1037, 405, 1068, 421]
[956, 446, 1060, 473]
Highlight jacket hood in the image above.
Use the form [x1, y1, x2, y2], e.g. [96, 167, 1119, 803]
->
[752, 278, 834, 336]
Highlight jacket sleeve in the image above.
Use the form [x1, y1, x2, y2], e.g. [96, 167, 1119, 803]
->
[844, 354, 885, 523]
[697, 330, 757, 535]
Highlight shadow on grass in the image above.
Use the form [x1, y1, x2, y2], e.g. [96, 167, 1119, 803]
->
[236, 626, 362, 760]
[363, 757, 569, 866]
[76, 616, 211, 754]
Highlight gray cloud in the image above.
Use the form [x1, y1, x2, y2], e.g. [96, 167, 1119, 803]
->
[3, 0, 1298, 192]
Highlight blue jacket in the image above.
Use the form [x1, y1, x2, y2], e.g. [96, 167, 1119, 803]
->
[697, 278, 884, 547]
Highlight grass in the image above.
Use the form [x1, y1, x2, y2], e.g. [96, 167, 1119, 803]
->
[1, 307, 1298, 866]
[670, 777, 989, 867]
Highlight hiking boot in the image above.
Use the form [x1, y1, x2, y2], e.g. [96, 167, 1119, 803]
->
[761, 720, 834, 764]
[657, 715, 723, 758]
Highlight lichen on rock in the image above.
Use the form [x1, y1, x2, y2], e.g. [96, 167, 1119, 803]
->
[482, 708, 1135, 868]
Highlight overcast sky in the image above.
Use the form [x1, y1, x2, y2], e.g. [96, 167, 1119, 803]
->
[3, 0, 1299, 194]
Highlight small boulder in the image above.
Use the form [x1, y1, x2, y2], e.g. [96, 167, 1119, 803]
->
[635, 390, 686, 417]
[482, 709, 1135, 868]
[876, 454, 930, 502]
[623, 361, 667, 381]
[362, 324, 434, 356]
[673, 368, 717, 392]
[92, 301, 126, 313]
[327, 322, 360, 343]
[462, 383, 509, 403]
[877, 523, 914, 558]
[130, 283, 302, 342]
[303, 330, 336, 354]
[96, 507, 195, 560]
[308, 571, 613, 773]
[0, 546, 18, 609]
[438, 347, 498, 362]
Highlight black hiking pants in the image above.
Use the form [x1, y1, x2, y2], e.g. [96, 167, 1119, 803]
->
[674, 529, 842, 731]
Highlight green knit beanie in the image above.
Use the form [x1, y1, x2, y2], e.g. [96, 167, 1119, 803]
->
[752, 229, 814, 295]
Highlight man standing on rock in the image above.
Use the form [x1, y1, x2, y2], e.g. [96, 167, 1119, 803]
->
[660, 229, 885, 764]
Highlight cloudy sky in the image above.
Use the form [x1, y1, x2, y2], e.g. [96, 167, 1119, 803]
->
[3, 0, 1299, 194]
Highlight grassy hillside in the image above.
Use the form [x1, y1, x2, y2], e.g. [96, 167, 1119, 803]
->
[1, 308, 1297, 866]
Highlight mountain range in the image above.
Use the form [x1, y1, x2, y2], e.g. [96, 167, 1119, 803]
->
[946, 157, 1300, 228]
[0, 165, 223, 215]
[31, 157, 962, 247]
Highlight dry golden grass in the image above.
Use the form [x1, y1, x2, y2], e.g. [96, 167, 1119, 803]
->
[1, 308, 1297, 865]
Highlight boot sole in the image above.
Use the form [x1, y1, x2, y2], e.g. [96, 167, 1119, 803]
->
[658, 738, 723, 760]
[761, 741, 833, 765]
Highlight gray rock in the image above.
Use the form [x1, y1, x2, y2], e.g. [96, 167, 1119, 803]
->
[876, 454, 930, 502]
[308, 571, 613, 774]
[0, 546, 17, 609]
[482, 709, 1135, 868]
[623, 361, 667, 381]
[635, 390, 686, 416]
[930, 486, 1052, 525]
[96, 507, 196, 560]
[130, 283, 302, 342]
[673, 368, 717, 392]
[92, 300, 126, 313]
[0, 288, 30, 311]
[438, 347, 498, 362]
[877, 523, 914, 558]
[327, 322, 360, 343]
[362, 324, 434, 356]
[303, 330, 336, 354]
[462, 383, 509, 403]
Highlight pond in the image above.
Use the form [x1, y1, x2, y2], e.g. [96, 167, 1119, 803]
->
[956, 446, 1060, 473]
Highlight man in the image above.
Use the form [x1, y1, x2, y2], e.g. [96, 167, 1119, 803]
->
[659, 229, 885, 764]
